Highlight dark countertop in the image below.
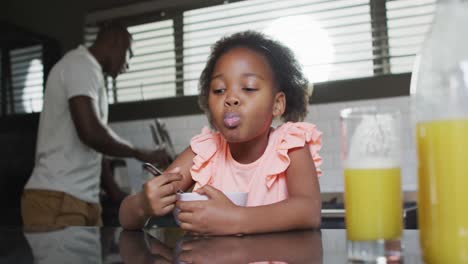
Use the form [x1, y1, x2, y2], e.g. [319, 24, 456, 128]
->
[0, 226, 424, 263]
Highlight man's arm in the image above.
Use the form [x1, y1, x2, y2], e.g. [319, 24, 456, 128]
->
[101, 158, 128, 203]
[69, 95, 165, 163]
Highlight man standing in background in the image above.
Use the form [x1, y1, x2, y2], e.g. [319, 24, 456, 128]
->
[22, 23, 166, 226]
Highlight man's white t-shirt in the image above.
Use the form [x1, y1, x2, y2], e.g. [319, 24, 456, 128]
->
[25, 227, 102, 263]
[25, 45, 108, 203]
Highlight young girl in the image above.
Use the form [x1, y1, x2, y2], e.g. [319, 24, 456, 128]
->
[119, 31, 323, 235]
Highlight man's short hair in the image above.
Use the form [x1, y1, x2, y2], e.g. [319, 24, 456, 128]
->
[95, 22, 131, 43]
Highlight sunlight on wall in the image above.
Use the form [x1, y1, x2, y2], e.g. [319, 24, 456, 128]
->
[264, 15, 334, 84]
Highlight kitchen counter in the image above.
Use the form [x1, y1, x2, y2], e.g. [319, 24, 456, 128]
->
[0, 226, 424, 263]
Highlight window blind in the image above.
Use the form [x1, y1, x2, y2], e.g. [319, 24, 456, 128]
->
[182, 0, 376, 95]
[81, 0, 437, 105]
[9, 45, 44, 113]
[387, 0, 436, 74]
[117, 20, 176, 102]
[84, 20, 176, 103]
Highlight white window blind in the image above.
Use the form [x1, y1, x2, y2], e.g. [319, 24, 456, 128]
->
[117, 20, 176, 102]
[183, 0, 374, 95]
[9, 45, 44, 113]
[84, 20, 176, 103]
[84, 26, 99, 48]
[81, 0, 437, 104]
[387, 0, 436, 74]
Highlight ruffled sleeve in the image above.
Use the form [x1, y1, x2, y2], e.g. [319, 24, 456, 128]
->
[189, 127, 220, 186]
[264, 122, 323, 188]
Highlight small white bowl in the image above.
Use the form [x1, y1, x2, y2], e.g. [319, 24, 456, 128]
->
[173, 192, 248, 225]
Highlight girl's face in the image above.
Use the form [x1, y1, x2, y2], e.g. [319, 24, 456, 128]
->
[208, 47, 285, 143]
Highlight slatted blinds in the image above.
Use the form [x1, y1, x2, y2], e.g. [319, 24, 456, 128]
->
[3, 0, 437, 114]
[1, 45, 44, 115]
[87, 0, 436, 104]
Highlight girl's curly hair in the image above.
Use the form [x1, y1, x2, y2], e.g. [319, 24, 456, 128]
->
[198, 30, 310, 122]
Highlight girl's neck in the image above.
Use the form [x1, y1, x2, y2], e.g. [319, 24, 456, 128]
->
[228, 127, 272, 164]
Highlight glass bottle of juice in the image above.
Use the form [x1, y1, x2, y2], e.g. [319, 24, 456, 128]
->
[410, 0, 468, 263]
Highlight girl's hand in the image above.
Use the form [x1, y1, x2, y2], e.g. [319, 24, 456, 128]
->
[176, 185, 243, 235]
[142, 167, 182, 217]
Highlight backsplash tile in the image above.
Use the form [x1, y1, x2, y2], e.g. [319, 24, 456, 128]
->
[109, 96, 417, 193]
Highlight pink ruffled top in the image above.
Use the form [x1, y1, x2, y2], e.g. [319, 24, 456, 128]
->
[189, 122, 322, 207]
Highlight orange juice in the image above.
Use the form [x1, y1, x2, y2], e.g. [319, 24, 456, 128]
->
[344, 167, 402, 241]
[417, 119, 468, 264]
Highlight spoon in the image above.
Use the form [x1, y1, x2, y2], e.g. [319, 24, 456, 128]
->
[143, 163, 163, 176]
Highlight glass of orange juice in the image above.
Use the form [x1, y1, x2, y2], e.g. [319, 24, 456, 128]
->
[340, 107, 403, 262]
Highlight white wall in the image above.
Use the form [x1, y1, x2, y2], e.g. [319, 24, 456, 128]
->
[109, 96, 417, 193]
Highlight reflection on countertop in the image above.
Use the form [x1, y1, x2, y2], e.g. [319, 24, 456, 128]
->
[131, 228, 323, 264]
[0, 226, 424, 264]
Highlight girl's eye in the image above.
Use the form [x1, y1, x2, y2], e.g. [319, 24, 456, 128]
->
[243, 87, 258, 92]
[212, 88, 225, 94]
